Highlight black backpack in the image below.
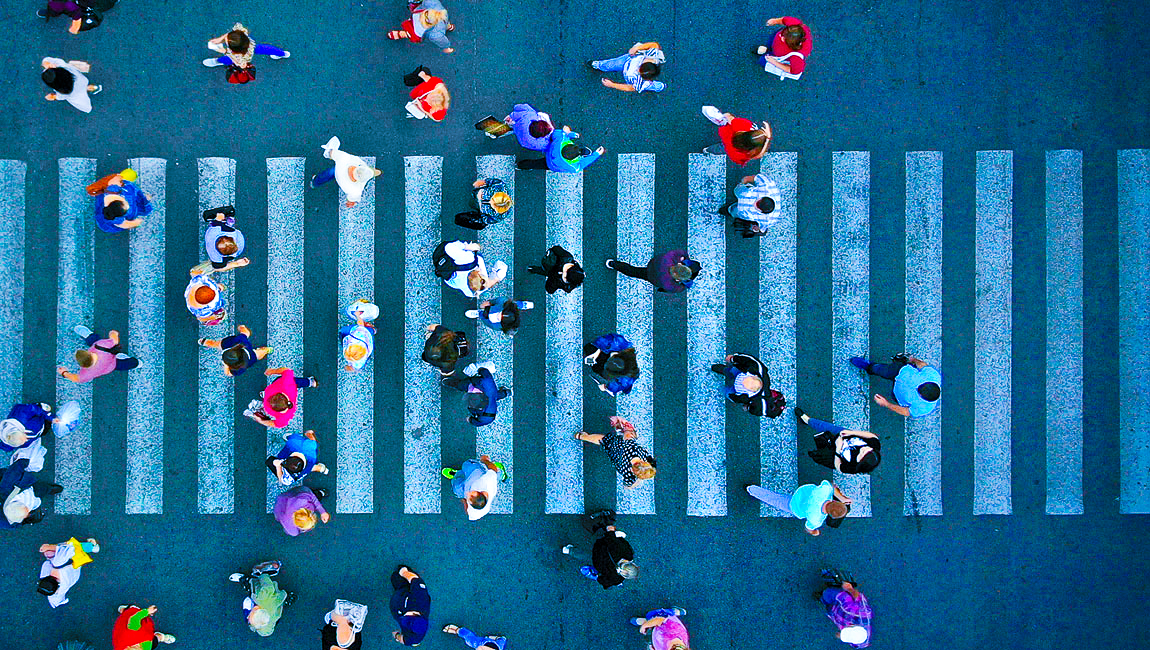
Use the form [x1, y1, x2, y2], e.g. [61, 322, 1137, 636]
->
[432, 241, 479, 280]
[764, 389, 787, 418]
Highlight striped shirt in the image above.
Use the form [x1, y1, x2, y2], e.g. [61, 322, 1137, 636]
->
[623, 49, 667, 94]
[733, 173, 782, 228]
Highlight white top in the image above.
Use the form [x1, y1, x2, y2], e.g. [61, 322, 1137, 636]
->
[43, 58, 92, 113]
[3, 485, 40, 525]
[342, 324, 375, 371]
[40, 542, 82, 608]
[442, 242, 507, 298]
[321, 136, 372, 203]
[465, 469, 500, 521]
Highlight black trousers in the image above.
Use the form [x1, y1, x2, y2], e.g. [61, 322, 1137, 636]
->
[607, 260, 653, 284]
[516, 158, 549, 170]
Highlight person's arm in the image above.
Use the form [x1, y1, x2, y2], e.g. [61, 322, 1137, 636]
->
[906, 355, 929, 369]
[874, 394, 911, 417]
[805, 526, 821, 536]
[639, 617, 667, 633]
[480, 454, 498, 471]
[832, 484, 852, 504]
[472, 178, 488, 189]
[766, 17, 785, 25]
[237, 324, 252, 337]
[331, 614, 355, 647]
[104, 330, 119, 345]
[118, 218, 145, 229]
[310, 493, 331, 522]
[841, 581, 863, 600]
[766, 58, 792, 73]
[601, 78, 637, 92]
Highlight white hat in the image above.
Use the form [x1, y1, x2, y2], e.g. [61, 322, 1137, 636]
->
[840, 626, 868, 644]
[0, 419, 30, 448]
[249, 607, 272, 629]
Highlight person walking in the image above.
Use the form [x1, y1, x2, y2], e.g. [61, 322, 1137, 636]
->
[403, 66, 450, 121]
[755, 16, 813, 79]
[442, 454, 501, 520]
[244, 367, 317, 428]
[0, 403, 56, 454]
[849, 353, 941, 418]
[227, 560, 295, 637]
[421, 324, 470, 376]
[516, 125, 604, 172]
[202, 22, 290, 73]
[37, 537, 99, 608]
[388, 0, 455, 53]
[589, 41, 667, 93]
[272, 485, 330, 536]
[311, 137, 382, 209]
[1, 458, 62, 529]
[88, 169, 152, 233]
[37, 1, 87, 34]
[322, 600, 368, 650]
[574, 416, 656, 489]
[817, 569, 872, 648]
[746, 480, 852, 536]
[505, 103, 554, 151]
[454, 177, 513, 230]
[57, 325, 139, 384]
[794, 407, 881, 474]
[185, 272, 228, 326]
[527, 245, 584, 294]
[198, 324, 271, 377]
[441, 626, 506, 650]
[719, 172, 782, 237]
[112, 605, 176, 649]
[701, 107, 771, 166]
[466, 298, 534, 336]
[41, 57, 102, 113]
[443, 362, 510, 427]
[194, 205, 250, 274]
[606, 249, 701, 294]
[266, 430, 329, 487]
[560, 509, 638, 589]
[583, 333, 639, 396]
[390, 566, 431, 646]
[432, 241, 507, 298]
[340, 300, 378, 372]
[629, 606, 690, 650]
[710, 353, 785, 417]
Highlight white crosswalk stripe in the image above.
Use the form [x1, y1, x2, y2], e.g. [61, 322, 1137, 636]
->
[1118, 149, 1150, 514]
[0, 161, 26, 411]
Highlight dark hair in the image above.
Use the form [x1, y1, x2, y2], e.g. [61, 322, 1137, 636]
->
[566, 264, 585, 288]
[103, 200, 127, 221]
[499, 301, 521, 334]
[470, 493, 488, 510]
[221, 344, 249, 370]
[269, 393, 292, 413]
[561, 143, 581, 161]
[282, 455, 305, 475]
[226, 30, 251, 54]
[37, 576, 60, 596]
[41, 68, 74, 94]
[756, 197, 776, 214]
[855, 450, 881, 473]
[638, 62, 661, 80]
[528, 120, 553, 139]
[732, 130, 768, 152]
[216, 235, 239, 256]
[918, 382, 941, 402]
[782, 25, 806, 49]
[434, 331, 460, 364]
[605, 355, 627, 375]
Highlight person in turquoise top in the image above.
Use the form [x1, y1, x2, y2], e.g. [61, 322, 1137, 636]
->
[850, 353, 941, 418]
[746, 480, 853, 536]
[516, 124, 606, 172]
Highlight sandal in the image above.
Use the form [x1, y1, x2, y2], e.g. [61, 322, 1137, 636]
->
[442, 625, 460, 634]
[388, 30, 408, 40]
[572, 432, 585, 441]
[446, 23, 455, 31]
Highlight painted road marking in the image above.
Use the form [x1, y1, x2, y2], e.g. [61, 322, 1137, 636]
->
[1118, 149, 1150, 514]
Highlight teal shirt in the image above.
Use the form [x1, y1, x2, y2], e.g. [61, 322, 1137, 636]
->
[893, 364, 942, 417]
[790, 480, 834, 530]
[544, 132, 601, 172]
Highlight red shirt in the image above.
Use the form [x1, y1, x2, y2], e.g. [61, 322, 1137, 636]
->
[410, 76, 447, 121]
[718, 117, 757, 166]
[262, 369, 300, 428]
[770, 16, 812, 75]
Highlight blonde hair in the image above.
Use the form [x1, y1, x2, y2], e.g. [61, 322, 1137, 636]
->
[345, 343, 368, 361]
[668, 642, 689, 650]
[422, 9, 447, 24]
[293, 508, 317, 531]
[633, 461, 656, 480]
[75, 349, 95, 368]
[467, 269, 486, 293]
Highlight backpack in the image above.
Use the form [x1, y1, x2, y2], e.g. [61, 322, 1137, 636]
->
[764, 389, 786, 418]
[432, 241, 478, 280]
[227, 65, 256, 84]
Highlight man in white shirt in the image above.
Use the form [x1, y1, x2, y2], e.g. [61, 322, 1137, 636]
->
[720, 173, 782, 234]
[444, 455, 501, 521]
[311, 136, 381, 208]
[435, 241, 508, 298]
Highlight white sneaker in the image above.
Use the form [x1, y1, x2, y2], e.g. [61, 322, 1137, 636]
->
[701, 105, 727, 125]
[465, 310, 479, 319]
[72, 324, 93, 339]
[463, 363, 478, 376]
[756, 45, 768, 55]
[520, 301, 534, 310]
[478, 360, 497, 374]
[228, 573, 244, 582]
[270, 51, 291, 59]
[561, 544, 573, 554]
[202, 58, 226, 68]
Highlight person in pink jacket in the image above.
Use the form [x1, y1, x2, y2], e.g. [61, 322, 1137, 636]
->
[243, 367, 317, 428]
[629, 607, 690, 650]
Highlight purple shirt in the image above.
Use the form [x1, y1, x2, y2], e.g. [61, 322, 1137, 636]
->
[508, 103, 553, 151]
[47, 1, 85, 19]
[649, 250, 699, 293]
[826, 588, 872, 648]
[273, 486, 327, 536]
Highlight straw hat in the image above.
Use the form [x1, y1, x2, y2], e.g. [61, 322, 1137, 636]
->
[490, 191, 512, 214]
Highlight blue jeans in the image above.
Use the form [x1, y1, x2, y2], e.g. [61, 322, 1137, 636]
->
[450, 460, 485, 498]
[746, 485, 794, 516]
[722, 365, 740, 397]
[591, 53, 630, 72]
[806, 417, 845, 436]
[457, 628, 506, 650]
[312, 165, 336, 187]
[215, 43, 287, 65]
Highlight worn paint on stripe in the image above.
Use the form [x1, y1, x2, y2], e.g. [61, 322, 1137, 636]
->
[267, 157, 306, 512]
[55, 158, 95, 515]
[545, 170, 584, 514]
[476, 155, 516, 514]
[615, 153, 655, 515]
[0, 161, 26, 409]
[126, 158, 166, 514]
[831, 151, 871, 517]
[1119, 149, 1150, 514]
[337, 156, 376, 514]
[974, 150, 1013, 515]
[686, 153, 726, 517]
[759, 152, 798, 516]
[1045, 150, 1084, 515]
[404, 156, 443, 514]
[904, 152, 944, 517]
[197, 157, 237, 515]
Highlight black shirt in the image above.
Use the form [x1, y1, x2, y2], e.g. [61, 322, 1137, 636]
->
[591, 530, 634, 589]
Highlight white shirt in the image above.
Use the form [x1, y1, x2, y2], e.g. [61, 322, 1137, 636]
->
[442, 241, 507, 298]
[3, 485, 40, 525]
[465, 469, 500, 521]
[321, 136, 371, 203]
[40, 542, 82, 608]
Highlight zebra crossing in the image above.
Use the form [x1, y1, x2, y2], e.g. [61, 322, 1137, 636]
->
[3, 149, 1147, 517]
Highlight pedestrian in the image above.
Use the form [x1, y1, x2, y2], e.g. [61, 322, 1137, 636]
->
[574, 416, 656, 489]
[794, 407, 881, 474]
[0, 403, 55, 453]
[527, 245, 584, 294]
[745, 480, 852, 536]
[272, 485, 330, 537]
[442, 454, 502, 520]
[588, 41, 667, 93]
[184, 272, 228, 326]
[1, 458, 62, 529]
[700, 106, 771, 167]
[421, 324, 470, 376]
[37, 537, 99, 608]
[112, 605, 176, 649]
[629, 606, 689, 650]
[193, 205, 250, 274]
[466, 298, 534, 336]
[88, 169, 152, 233]
[817, 569, 872, 648]
[441, 625, 505, 650]
[850, 353, 941, 418]
[443, 362, 510, 427]
[710, 353, 786, 417]
[311, 137, 382, 209]
[390, 566, 431, 646]
[198, 324, 271, 377]
[719, 173, 782, 237]
[266, 430, 329, 487]
[36, 1, 86, 34]
[454, 177, 513, 230]
[41, 58, 101, 113]
[755, 16, 813, 79]
[388, 0, 455, 54]
[202, 22, 291, 77]
[403, 66, 450, 121]
[57, 325, 139, 384]
[322, 608, 364, 650]
[432, 241, 507, 298]
[516, 125, 604, 172]
[243, 367, 317, 429]
[505, 103, 554, 151]
[227, 560, 295, 637]
[560, 509, 638, 589]
[340, 300, 378, 372]
[606, 249, 701, 294]
[583, 333, 640, 396]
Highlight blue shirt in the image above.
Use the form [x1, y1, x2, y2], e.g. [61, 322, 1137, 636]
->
[790, 480, 833, 530]
[893, 364, 942, 418]
[93, 181, 153, 233]
[273, 432, 318, 484]
[544, 132, 600, 173]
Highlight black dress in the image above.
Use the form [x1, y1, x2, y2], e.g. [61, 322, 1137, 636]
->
[528, 246, 583, 294]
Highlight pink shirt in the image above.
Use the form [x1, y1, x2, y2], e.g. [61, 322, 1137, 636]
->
[770, 16, 813, 74]
[651, 616, 689, 650]
[75, 338, 118, 383]
[262, 370, 300, 428]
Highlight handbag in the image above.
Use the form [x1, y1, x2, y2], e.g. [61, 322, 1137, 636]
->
[226, 65, 256, 84]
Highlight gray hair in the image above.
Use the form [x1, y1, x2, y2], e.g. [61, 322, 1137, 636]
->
[617, 560, 639, 580]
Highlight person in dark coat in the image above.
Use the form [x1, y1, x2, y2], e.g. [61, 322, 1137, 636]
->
[584, 334, 640, 396]
[561, 509, 638, 589]
[421, 324, 469, 376]
[390, 566, 431, 646]
[1, 458, 62, 529]
[711, 353, 784, 417]
[605, 249, 701, 293]
[527, 245, 584, 294]
[443, 362, 510, 427]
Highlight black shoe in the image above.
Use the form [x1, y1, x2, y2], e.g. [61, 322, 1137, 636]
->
[47, 484, 64, 495]
[37, 9, 49, 18]
[587, 508, 615, 520]
[793, 406, 807, 424]
[710, 363, 726, 375]
[585, 60, 597, 70]
[892, 352, 910, 363]
[313, 487, 329, 500]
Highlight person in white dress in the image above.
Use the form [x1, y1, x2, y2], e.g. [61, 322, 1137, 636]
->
[310, 136, 381, 208]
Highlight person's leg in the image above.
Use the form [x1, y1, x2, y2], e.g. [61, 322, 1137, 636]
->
[746, 485, 794, 515]
[866, 361, 902, 381]
[312, 165, 336, 187]
[820, 586, 844, 611]
[294, 376, 316, 388]
[515, 158, 549, 170]
[456, 628, 486, 650]
[496, 387, 511, 401]
[702, 143, 726, 155]
[83, 332, 100, 346]
[591, 53, 630, 72]
[527, 265, 546, 276]
[442, 373, 470, 393]
[806, 417, 845, 436]
[216, 55, 232, 65]
[606, 260, 650, 282]
[561, 543, 593, 564]
[253, 43, 288, 57]
[115, 355, 140, 371]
